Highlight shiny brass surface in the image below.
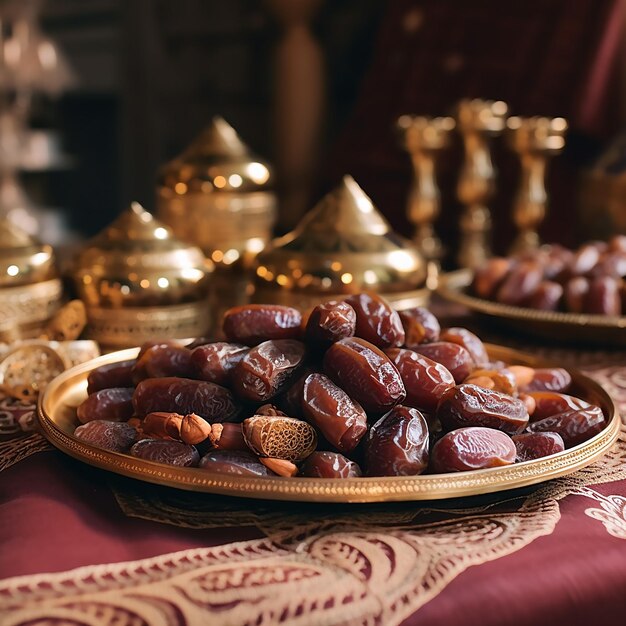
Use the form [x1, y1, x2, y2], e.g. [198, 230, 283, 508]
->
[456, 99, 508, 269]
[438, 269, 626, 346]
[38, 345, 619, 503]
[397, 115, 454, 269]
[73, 202, 213, 348]
[253, 175, 427, 308]
[506, 116, 568, 254]
[157, 116, 276, 268]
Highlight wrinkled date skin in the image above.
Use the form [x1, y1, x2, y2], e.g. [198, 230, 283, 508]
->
[199, 449, 276, 476]
[430, 426, 516, 473]
[521, 368, 572, 393]
[305, 300, 356, 346]
[190, 342, 249, 386]
[527, 391, 591, 422]
[242, 415, 318, 461]
[399, 306, 441, 347]
[300, 451, 362, 478]
[132, 377, 240, 423]
[413, 342, 474, 384]
[365, 405, 429, 476]
[131, 344, 194, 383]
[302, 373, 368, 453]
[87, 360, 135, 394]
[437, 384, 529, 435]
[130, 439, 199, 467]
[275, 366, 317, 417]
[323, 337, 405, 414]
[512, 432, 565, 462]
[137, 340, 181, 359]
[231, 339, 306, 402]
[76, 387, 135, 424]
[527, 406, 605, 448]
[345, 292, 405, 349]
[74, 420, 138, 452]
[439, 327, 489, 366]
[386, 348, 454, 413]
[223, 304, 302, 345]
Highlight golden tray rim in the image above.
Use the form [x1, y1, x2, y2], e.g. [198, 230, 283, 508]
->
[437, 269, 626, 344]
[37, 345, 620, 503]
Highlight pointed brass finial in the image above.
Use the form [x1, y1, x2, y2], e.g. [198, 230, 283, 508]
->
[253, 176, 426, 308]
[95, 201, 172, 243]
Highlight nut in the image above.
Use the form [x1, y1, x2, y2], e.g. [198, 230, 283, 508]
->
[508, 366, 535, 388]
[180, 413, 212, 445]
[142, 412, 183, 439]
[207, 423, 246, 450]
[260, 457, 298, 477]
[518, 392, 536, 416]
[464, 375, 496, 390]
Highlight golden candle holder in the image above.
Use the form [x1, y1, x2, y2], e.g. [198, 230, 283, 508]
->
[456, 99, 508, 269]
[0, 219, 62, 338]
[506, 116, 568, 254]
[253, 175, 427, 310]
[72, 202, 213, 349]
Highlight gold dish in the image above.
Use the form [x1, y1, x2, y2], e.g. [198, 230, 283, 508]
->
[438, 269, 626, 347]
[38, 345, 619, 503]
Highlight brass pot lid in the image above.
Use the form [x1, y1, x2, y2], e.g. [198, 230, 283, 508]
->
[73, 202, 213, 308]
[158, 116, 273, 194]
[0, 218, 56, 288]
[254, 176, 426, 295]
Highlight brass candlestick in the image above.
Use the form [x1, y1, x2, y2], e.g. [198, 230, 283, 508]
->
[397, 115, 454, 270]
[506, 116, 568, 254]
[456, 99, 508, 269]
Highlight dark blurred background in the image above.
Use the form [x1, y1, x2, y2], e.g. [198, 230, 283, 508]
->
[5, 0, 626, 258]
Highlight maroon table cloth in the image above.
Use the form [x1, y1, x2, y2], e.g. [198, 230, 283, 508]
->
[1, 331, 626, 625]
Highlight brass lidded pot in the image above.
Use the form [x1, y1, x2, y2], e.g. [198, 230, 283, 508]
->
[253, 176, 427, 309]
[0, 218, 62, 336]
[73, 202, 213, 348]
[157, 116, 276, 268]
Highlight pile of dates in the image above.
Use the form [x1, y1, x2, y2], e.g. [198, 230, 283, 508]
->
[74, 293, 607, 478]
[473, 236, 626, 315]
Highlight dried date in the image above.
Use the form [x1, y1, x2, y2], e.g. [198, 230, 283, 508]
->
[74, 420, 138, 452]
[132, 377, 240, 423]
[323, 337, 405, 413]
[130, 439, 199, 466]
[527, 406, 605, 447]
[223, 304, 302, 345]
[365, 405, 429, 476]
[231, 339, 306, 402]
[301, 373, 367, 453]
[399, 306, 441, 347]
[386, 348, 454, 413]
[512, 432, 565, 462]
[439, 327, 488, 366]
[76, 387, 135, 424]
[345, 292, 405, 349]
[473, 257, 513, 299]
[584, 276, 622, 316]
[436, 384, 529, 435]
[199, 449, 277, 476]
[131, 344, 193, 383]
[413, 342, 474, 384]
[495, 260, 543, 306]
[527, 391, 591, 421]
[87, 360, 135, 394]
[300, 451, 362, 478]
[527, 281, 563, 312]
[520, 368, 572, 393]
[564, 276, 590, 313]
[190, 342, 248, 386]
[305, 300, 356, 345]
[430, 427, 516, 473]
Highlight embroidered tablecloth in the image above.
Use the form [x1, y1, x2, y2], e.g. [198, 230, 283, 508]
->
[1, 320, 625, 626]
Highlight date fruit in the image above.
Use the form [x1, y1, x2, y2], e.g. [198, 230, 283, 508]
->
[413, 342, 474, 384]
[87, 360, 135, 394]
[527, 391, 591, 421]
[132, 344, 193, 383]
[132, 378, 240, 422]
[430, 427, 516, 473]
[231, 339, 306, 402]
[365, 405, 429, 476]
[439, 327, 489, 366]
[76, 387, 134, 424]
[223, 304, 302, 345]
[130, 439, 199, 466]
[300, 451, 362, 478]
[399, 306, 441, 347]
[302, 373, 367, 453]
[512, 432, 565, 462]
[437, 384, 529, 435]
[386, 348, 454, 413]
[345, 292, 405, 349]
[305, 300, 356, 345]
[242, 415, 317, 461]
[190, 342, 248, 386]
[207, 423, 246, 450]
[564, 276, 590, 313]
[527, 281, 563, 312]
[496, 260, 543, 306]
[74, 420, 138, 452]
[199, 449, 277, 476]
[520, 368, 572, 393]
[323, 337, 405, 413]
[527, 406, 605, 447]
[473, 257, 512, 299]
[584, 276, 622, 316]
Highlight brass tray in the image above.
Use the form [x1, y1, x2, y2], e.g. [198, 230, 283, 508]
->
[37, 345, 620, 503]
[438, 269, 626, 347]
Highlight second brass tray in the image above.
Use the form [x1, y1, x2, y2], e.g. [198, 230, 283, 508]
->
[37, 345, 620, 503]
